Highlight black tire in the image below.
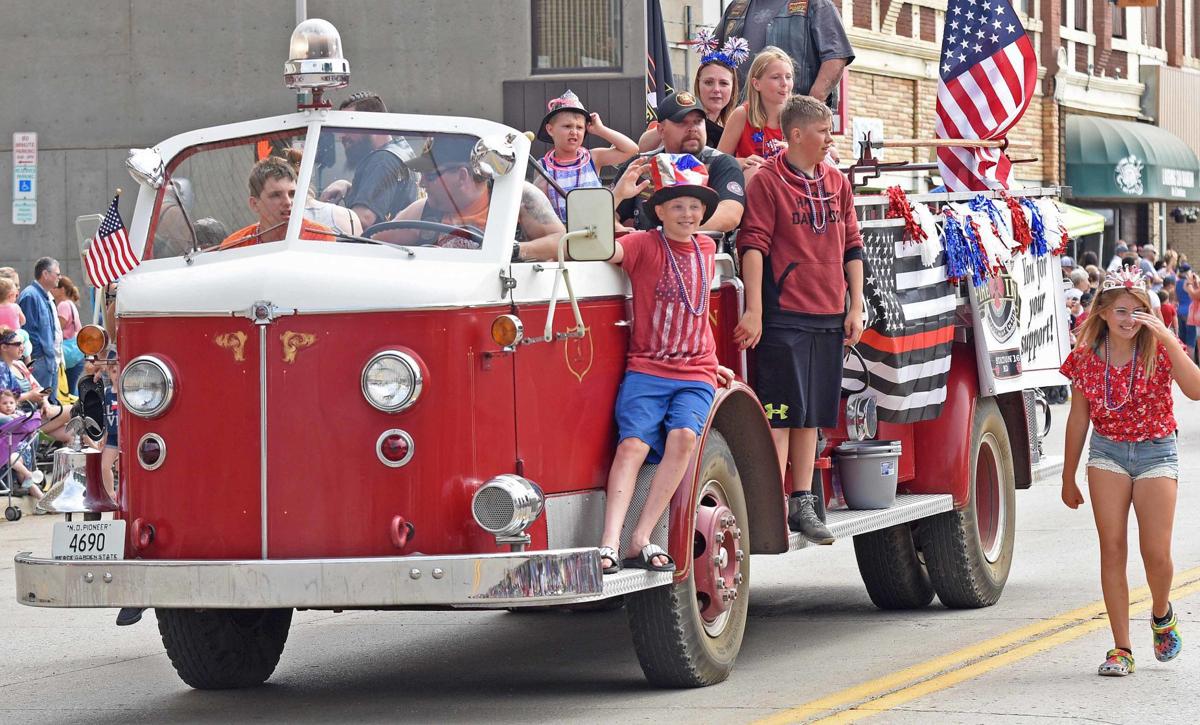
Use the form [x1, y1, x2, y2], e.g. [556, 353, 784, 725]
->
[5, 506, 20, 522]
[919, 398, 1017, 608]
[625, 430, 749, 687]
[853, 524, 935, 610]
[157, 608, 293, 689]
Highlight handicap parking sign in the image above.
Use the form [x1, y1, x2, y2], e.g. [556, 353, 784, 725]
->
[18, 180, 32, 192]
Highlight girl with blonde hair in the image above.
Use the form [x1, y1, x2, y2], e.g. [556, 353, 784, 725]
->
[717, 46, 793, 181]
[1061, 267, 1200, 676]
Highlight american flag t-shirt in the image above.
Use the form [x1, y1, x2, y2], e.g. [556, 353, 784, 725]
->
[935, 0, 1037, 191]
[83, 194, 138, 288]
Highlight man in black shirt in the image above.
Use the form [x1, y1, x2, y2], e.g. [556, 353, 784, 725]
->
[319, 92, 418, 229]
[716, 0, 854, 113]
[613, 92, 746, 232]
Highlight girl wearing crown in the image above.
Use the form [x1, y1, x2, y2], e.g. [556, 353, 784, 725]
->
[535, 90, 638, 223]
[717, 47, 794, 182]
[638, 30, 748, 152]
[1061, 267, 1200, 677]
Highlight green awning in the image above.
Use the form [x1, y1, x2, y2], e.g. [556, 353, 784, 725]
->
[1058, 203, 1106, 238]
[1066, 115, 1200, 202]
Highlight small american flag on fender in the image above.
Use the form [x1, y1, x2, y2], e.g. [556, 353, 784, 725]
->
[935, 0, 1036, 191]
[83, 194, 138, 288]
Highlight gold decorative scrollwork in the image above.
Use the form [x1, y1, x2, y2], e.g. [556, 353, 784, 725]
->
[280, 331, 317, 364]
[564, 326, 593, 383]
[213, 331, 248, 362]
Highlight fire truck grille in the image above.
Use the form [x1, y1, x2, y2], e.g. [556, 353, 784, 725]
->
[473, 487, 517, 532]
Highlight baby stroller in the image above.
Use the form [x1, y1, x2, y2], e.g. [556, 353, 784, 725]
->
[2, 407, 43, 522]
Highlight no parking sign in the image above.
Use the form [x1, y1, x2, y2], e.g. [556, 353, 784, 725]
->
[12, 132, 37, 225]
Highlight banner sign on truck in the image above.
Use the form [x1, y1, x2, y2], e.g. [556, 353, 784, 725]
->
[969, 251, 1072, 395]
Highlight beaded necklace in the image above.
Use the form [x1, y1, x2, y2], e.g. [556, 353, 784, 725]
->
[774, 162, 833, 234]
[1102, 334, 1139, 412]
[658, 230, 708, 316]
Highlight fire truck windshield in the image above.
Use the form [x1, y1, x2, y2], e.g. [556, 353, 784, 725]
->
[145, 129, 495, 258]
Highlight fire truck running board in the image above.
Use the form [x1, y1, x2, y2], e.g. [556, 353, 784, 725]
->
[598, 569, 674, 598]
[787, 493, 954, 552]
[580, 494, 956, 602]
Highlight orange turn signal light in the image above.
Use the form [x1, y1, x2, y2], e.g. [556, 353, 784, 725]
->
[76, 325, 110, 356]
[491, 315, 524, 348]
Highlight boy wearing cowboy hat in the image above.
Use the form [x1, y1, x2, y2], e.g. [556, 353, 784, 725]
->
[597, 154, 735, 574]
[536, 89, 638, 222]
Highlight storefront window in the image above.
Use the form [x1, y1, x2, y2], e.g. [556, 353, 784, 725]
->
[532, 0, 622, 73]
[1145, 6, 1160, 48]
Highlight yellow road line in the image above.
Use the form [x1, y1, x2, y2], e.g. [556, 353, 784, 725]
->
[755, 565, 1200, 725]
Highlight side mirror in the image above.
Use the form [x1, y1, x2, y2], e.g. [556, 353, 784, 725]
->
[126, 148, 165, 189]
[471, 133, 517, 179]
[565, 187, 615, 262]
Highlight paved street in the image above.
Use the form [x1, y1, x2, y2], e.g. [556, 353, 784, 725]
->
[2, 391, 1198, 724]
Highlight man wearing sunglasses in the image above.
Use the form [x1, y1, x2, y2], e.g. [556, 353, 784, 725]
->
[376, 136, 564, 261]
[17, 257, 62, 405]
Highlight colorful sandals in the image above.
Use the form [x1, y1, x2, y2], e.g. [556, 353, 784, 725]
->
[1098, 648, 1135, 677]
[1152, 605, 1183, 663]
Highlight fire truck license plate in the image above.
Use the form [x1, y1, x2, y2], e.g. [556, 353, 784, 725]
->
[51, 521, 126, 561]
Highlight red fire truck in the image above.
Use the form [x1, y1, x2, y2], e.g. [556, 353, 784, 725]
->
[14, 20, 1067, 690]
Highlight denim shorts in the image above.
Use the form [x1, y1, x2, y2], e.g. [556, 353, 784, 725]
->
[615, 371, 715, 464]
[1087, 432, 1179, 481]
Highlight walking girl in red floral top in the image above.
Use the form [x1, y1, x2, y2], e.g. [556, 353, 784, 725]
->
[1061, 267, 1200, 677]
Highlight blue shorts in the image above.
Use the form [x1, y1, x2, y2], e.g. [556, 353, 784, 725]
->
[615, 371, 715, 463]
[1087, 432, 1179, 481]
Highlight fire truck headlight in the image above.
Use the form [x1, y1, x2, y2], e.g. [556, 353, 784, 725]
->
[472, 475, 544, 538]
[362, 351, 423, 413]
[119, 356, 175, 419]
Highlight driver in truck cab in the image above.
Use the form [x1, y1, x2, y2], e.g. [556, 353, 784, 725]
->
[219, 156, 337, 249]
[372, 136, 566, 262]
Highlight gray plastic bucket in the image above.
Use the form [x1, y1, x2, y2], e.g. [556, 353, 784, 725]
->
[834, 440, 902, 510]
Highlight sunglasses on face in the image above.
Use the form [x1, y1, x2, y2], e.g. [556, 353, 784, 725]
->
[1110, 307, 1148, 320]
[420, 166, 461, 182]
[0, 341, 21, 348]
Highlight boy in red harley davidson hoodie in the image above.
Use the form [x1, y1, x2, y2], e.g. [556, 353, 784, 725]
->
[733, 94, 864, 544]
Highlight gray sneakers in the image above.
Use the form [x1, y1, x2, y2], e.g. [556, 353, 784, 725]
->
[788, 493, 835, 544]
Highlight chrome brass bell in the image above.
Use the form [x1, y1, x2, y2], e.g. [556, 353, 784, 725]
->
[36, 417, 118, 514]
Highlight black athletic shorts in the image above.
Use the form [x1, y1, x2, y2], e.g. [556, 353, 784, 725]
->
[753, 325, 844, 429]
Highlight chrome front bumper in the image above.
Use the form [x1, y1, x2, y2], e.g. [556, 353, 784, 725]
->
[14, 548, 668, 609]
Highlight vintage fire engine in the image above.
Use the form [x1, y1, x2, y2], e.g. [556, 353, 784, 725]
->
[14, 20, 1067, 690]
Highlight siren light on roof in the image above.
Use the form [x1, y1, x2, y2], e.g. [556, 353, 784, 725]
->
[284, 18, 350, 103]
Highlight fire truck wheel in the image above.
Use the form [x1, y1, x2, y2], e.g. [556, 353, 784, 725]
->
[853, 524, 934, 610]
[157, 608, 293, 689]
[919, 398, 1016, 608]
[625, 430, 749, 688]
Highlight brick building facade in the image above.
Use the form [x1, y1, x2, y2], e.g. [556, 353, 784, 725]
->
[680, 0, 1200, 264]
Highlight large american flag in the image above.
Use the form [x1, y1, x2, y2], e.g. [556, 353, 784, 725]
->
[83, 194, 138, 288]
[935, 0, 1037, 191]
